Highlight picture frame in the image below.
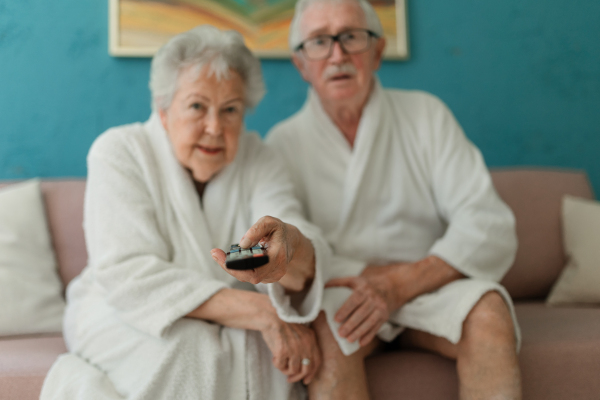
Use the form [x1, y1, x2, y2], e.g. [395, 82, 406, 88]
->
[108, 0, 409, 59]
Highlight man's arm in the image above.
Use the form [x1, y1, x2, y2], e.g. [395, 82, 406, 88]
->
[364, 256, 465, 311]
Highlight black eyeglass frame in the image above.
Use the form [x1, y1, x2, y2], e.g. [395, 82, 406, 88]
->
[294, 28, 380, 60]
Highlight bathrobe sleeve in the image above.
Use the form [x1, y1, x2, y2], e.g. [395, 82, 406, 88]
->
[421, 94, 518, 281]
[84, 130, 229, 338]
[247, 139, 326, 324]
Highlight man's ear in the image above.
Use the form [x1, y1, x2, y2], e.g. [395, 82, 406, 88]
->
[372, 37, 386, 71]
[292, 53, 310, 83]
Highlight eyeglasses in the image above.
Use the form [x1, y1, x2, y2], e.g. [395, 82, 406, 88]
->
[295, 28, 379, 60]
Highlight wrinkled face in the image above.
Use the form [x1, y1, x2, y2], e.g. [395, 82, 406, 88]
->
[159, 66, 246, 183]
[292, 1, 385, 106]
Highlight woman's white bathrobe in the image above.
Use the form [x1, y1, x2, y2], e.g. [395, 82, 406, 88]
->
[267, 80, 521, 355]
[41, 114, 329, 400]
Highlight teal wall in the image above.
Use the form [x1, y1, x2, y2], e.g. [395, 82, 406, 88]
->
[1, 1, 599, 193]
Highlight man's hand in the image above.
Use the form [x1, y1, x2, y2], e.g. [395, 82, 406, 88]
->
[326, 256, 465, 347]
[211, 216, 315, 289]
[325, 273, 394, 347]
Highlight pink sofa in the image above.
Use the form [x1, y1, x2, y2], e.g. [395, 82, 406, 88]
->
[1, 169, 599, 399]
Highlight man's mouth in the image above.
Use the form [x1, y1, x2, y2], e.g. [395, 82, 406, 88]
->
[330, 73, 353, 81]
[196, 145, 223, 155]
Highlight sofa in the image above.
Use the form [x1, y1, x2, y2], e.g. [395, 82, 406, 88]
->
[1, 169, 599, 400]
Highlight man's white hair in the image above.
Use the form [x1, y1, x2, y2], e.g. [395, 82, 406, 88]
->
[150, 25, 265, 111]
[288, 0, 384, 50]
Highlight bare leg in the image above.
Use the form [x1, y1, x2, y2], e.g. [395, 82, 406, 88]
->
[401, 291, 522, 400]
[308, 312, 380, 400]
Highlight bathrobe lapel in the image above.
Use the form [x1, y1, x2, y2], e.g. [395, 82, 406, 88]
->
[307, 81, 389, 243]
[145, 114, 219, 277]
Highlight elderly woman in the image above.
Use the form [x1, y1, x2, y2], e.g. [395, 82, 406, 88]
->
[41, 26, 329, 400]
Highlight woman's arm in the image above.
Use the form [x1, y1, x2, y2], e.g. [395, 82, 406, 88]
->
[186, 288, 275, 331]
[186, 288, 321, 385]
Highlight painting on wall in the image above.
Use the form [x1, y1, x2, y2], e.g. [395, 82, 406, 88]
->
[108, 0, 409, 59]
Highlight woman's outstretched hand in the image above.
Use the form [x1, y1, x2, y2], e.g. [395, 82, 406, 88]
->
[211, 216, 315, 290]
[261, 319, 322, 385]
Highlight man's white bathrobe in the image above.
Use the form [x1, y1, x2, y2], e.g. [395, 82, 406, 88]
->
[267, 81, 521, 354]
[41, 114, 329, 400]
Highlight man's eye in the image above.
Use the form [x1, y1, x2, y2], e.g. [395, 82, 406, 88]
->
[343, 33, 357, 41]
[313, 37, 328, 47]
[224, 106, 239, 114]
[191, 103, 204, 110]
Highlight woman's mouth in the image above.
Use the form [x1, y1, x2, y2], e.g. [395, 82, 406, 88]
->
[196, 145, 223, 155]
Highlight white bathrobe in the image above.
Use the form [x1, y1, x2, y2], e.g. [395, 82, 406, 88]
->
[267, 80, 521, 354]
[41, 114, 329, 400]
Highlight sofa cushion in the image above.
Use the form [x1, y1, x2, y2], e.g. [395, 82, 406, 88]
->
[491, 169, 594, 300]
[0, 334, 66, 400]
[365, 301, 600, 400]
[0, 180, 65, 336]
[0, 180, 87, 290]
[547, 196, 600, 305]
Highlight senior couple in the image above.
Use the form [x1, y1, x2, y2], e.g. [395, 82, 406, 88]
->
[42, 0, 522, 399]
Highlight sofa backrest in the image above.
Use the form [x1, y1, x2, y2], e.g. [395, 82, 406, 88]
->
[492, 169, 594, 299]
[0, 169, 595, 300]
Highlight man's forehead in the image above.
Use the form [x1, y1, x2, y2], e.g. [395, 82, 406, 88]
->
[300, 1, 368, 37]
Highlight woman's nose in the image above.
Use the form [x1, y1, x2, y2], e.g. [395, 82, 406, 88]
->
[205, 109, 222, 136]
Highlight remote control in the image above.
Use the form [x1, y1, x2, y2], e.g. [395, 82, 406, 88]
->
[225, 244, 269, 270]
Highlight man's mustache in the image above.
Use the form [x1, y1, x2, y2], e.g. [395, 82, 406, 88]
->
[322, 63, 357, 80]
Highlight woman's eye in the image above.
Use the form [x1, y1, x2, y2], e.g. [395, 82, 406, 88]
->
[191, 102, 204, 111]
[224, 106, 238, 113]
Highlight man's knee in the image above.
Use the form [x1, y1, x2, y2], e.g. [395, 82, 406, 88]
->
[461, 291, 516, 348]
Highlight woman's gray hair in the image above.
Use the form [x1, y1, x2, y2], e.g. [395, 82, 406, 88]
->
[150, 25, 265, 111]
[288, 0, 384, 50]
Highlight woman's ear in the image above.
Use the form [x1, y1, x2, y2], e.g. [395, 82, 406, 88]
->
[158, 107, 169, 130]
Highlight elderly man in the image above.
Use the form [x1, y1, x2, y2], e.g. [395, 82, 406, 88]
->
[266, 0, 522, 399]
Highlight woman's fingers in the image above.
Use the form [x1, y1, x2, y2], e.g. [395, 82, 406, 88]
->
[287, 361, 309, 383]
[272, 353, 288, 372]
[210, 248, 227, 267]
[286, 348, 321, 384]
[230, 216, 290, 284]
[302, 341, 322, 384]
[285, 356, 302, 377]
[239, 216, 280, 248]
